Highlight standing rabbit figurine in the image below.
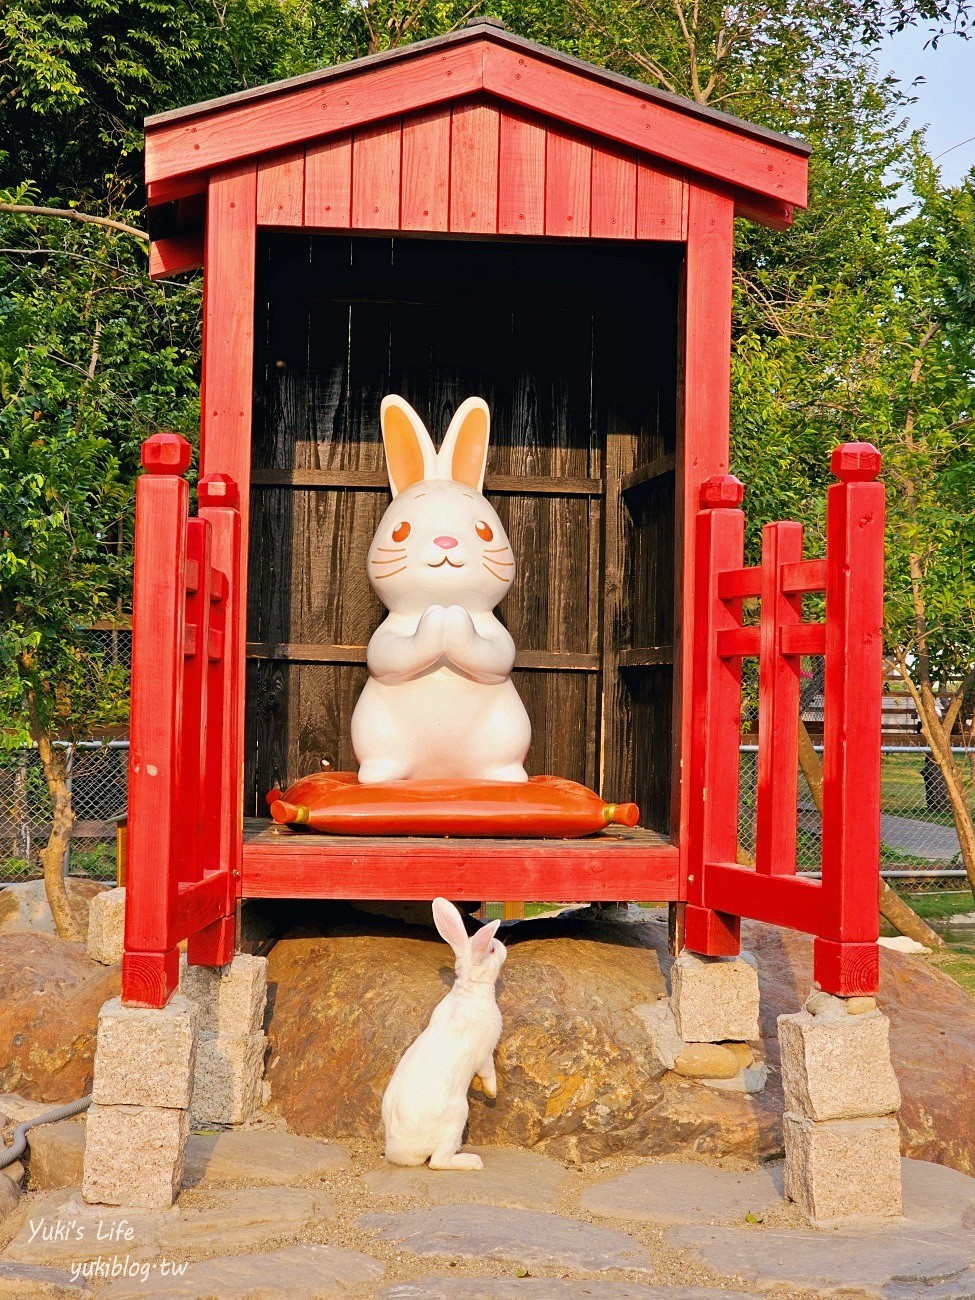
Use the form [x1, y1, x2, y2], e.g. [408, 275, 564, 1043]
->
[350, 395, 531, 783]
[383, 898, 506, 1169]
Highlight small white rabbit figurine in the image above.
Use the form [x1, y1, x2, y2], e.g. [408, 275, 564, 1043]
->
[383, 898, 506, 1168]
[350, 395, 531, 784]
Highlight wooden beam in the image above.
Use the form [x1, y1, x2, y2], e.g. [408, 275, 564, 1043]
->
[249, 468, 603, 495]
[673, 183, 735, 891]
[146, 44, 483, 184]
[619, 645, 675, 668]
[735, 193, 795, 231]
[482, 44, 807, 207]
[245, 642, 600, 671]
[148, 232, 204, 279]
[621, 453, 676, 495]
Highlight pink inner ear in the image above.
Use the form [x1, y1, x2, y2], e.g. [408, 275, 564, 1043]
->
[471, 918, 500, 959]
[432, 897, 469, 953]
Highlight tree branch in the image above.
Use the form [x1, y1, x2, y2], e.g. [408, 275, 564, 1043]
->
[0, 203, 148, 242]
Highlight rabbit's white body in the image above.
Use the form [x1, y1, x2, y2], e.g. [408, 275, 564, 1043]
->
[351, 397, 531, 784]
[382, 899, 506, 1170]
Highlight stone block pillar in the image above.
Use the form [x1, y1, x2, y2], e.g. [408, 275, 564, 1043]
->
[779, 989, 903, 1226]
[86, 887, 126, 965]
[180, 954, 268, 1124]
[662, 950, 767, 1093]
[82, 995, 198, 1208]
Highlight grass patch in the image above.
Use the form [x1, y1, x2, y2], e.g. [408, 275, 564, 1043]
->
[894, 889, 975, 923]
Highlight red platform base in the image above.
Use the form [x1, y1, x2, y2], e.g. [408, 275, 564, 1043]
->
[242, 819, 680, 901]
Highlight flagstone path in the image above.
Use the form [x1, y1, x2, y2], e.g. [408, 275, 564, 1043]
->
[2, 1125, 974, 1298]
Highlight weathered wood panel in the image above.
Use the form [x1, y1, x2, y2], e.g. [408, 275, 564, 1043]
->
[257, 147, 305, 225]
[401, 108, 451, 230]
[498, 110, 546, 236]
[296, 101, 688, 242]
[352, 120, 402, 229]
[247, 235, 679, 828]
[304, 136, 352, 227]
[545, 128, 592, 237]
[448, 100, 501, 234]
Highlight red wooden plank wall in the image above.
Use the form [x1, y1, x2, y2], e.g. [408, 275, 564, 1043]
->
[253, 100, 688, 240]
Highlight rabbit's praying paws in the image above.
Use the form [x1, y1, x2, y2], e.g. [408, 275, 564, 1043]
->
[444, 604, 477, 653]
[414, 604, 448, 657]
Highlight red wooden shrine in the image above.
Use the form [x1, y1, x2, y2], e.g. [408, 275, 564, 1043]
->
[125, 22, 885, 1008]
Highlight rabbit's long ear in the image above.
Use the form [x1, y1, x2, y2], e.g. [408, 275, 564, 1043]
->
[380, 395, 437, 497]
[438, 397, 491, 492]
[432, 898, 470, 956]
[470, 917, 501, 960]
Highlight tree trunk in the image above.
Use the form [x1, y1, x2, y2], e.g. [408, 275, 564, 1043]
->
[21, 682, 83, 942]
[36, 737, 82, 943]
[910, 686, 975, 898]
[878, 878, 945, 951]
[797, 721, 945, 951]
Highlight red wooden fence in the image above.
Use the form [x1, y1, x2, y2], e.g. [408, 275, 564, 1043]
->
[683, 443, 885, 996]
[122, 434, 241, 1007]
[122, 434, 884, 1005]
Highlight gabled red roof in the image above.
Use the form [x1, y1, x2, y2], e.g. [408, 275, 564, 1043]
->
[145, 22, 809, 217]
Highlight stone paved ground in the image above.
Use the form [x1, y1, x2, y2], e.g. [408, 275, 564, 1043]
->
[2, 1125, 975, 1298]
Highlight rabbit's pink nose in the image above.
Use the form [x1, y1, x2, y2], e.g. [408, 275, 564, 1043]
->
[434, 535, 458, 550]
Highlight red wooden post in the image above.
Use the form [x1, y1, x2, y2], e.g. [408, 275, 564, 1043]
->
[815, 442, 884, 995]
[122, 433, 191, 1007]
[187, 473, 242, 967]
[754, 521, 804, 876]
[177, 517, 211, 884]
[199, 163, 255, 937]
[675, 184, 735, 870]
[684, 474, 745, 957]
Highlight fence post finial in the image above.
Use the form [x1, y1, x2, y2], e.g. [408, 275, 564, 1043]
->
[700, 474, 745, 509]
[141, 432, 191, 476]
[198, 473, 240, 509]
[831, 442, 881, 483]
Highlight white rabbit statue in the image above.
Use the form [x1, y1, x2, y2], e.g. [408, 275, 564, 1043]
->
[351, 394, 532, 784]
[382, 898, 506, 1169]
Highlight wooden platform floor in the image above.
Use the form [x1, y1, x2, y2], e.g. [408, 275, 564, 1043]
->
[241, 819, 681, 901]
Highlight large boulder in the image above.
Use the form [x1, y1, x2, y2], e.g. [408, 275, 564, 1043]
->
[0, 878, 109, 937]
[0, 932, 119, 1102]
[1, 904, 974, 1173]
[261, 903, 975, 1170]
[261, 903, 781, 1163]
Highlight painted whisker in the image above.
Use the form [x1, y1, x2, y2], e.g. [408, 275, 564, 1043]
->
[373, 565, 408, 579]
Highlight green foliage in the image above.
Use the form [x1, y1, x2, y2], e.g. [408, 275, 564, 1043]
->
[0, 190, 199, 743]
[731, 142, 975, 693]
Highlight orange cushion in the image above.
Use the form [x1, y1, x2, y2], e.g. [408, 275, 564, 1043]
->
[268, 772, 639, 839]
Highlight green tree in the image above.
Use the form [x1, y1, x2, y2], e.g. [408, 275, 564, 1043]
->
[0, 194, 199, 936]
[732, 144, 975, 893]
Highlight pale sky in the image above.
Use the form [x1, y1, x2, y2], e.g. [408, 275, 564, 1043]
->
[881, 24, 975, 185]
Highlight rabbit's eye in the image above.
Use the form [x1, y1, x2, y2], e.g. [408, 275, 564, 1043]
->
[475, 520, 494, 542]
[392, 521, 411, 542]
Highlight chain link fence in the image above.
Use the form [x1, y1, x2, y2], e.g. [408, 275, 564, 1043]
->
[737, 745, 971, 881]
[0, 742, 128, 884]
[0, 626, 130, 886]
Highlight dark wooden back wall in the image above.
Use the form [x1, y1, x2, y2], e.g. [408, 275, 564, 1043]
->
[246, 234, 679, 831]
